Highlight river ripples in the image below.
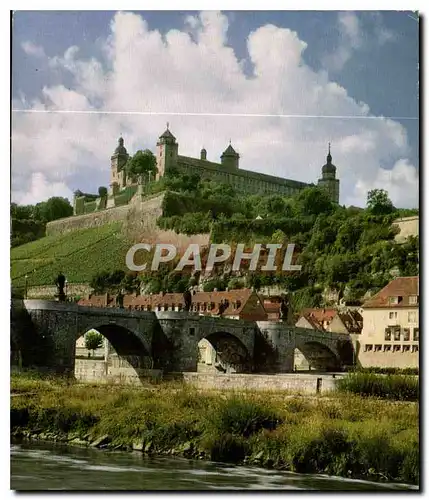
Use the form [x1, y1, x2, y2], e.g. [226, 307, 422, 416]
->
[10, 442, 419, 491]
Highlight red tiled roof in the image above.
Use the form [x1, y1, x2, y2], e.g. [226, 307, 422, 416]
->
[363, 276, 419, 309]
[80, 289, 265, 318]
[301, 308, 337, 324]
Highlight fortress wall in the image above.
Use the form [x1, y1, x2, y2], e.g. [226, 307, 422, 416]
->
[46, 203, 131, 236]
[46, 191, 211, 250]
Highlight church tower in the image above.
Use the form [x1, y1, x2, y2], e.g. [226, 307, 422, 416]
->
[318, 143, 340, 203]
[156, 123, 178, 179]
[220, 142, 240, 169]
[110, 136, 129, 194]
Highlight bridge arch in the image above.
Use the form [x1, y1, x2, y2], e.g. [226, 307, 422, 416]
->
[198, 331, 252, 373]
[74, 323, 153, 383]
[77, 323, 152, 360]
[294, 341, 341, 372]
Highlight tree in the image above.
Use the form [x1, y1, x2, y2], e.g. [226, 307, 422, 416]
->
[126, 149, 158, 182]
[98, 186, 108, 198]
[34, 197, 73, 222]
[84, 330, 104, 356]
[294, 187, 334, 217]
[366, 189, 394, 215]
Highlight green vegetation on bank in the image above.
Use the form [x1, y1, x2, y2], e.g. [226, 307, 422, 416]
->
[337, 373, 419, 401]
[10, 375, 419, 485]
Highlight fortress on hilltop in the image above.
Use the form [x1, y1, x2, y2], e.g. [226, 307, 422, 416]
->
[72, 125, 340, 217]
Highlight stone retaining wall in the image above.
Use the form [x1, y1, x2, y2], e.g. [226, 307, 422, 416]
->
[180, 372, 339, 394]
[74, 357, 341, 394]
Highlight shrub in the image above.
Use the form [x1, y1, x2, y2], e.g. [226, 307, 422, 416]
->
[203, 432, 249, 463]
[337, 373, 419, 401]
[205, 396, 280, 438]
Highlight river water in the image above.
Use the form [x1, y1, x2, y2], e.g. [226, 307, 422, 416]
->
[11, 441, 418, 491]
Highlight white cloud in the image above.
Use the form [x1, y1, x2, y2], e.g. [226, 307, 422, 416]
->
[322, 12, 362, 72]
[338, 12, 362, 49]
[15, 172, 74, 206]
[353, 159, 419, 209]
[21, 41, 46, 58]
[12, 11, 418, 208]
[322, 11, 395, 73]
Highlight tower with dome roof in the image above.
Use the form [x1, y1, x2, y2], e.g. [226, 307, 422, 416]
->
[317, 143, 340, 204]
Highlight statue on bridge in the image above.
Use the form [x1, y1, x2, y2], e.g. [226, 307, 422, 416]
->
[280, 295, 289, 323]
[183, 290, 192, 312]
[55, 272, 66, 302]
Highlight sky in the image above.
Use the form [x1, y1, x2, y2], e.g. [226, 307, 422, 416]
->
[11, 10, 419, 208]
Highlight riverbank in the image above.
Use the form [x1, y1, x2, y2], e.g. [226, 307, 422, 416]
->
[10, 374, 419, 486]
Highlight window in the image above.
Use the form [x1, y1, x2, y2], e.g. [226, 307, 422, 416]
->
[393, 345, 401, 352]
[403, 328, 410, 341]
[389, 311, 397, 320]
[394, 328, 401, 341]
[364, 344, 373, 352]
[409, 295, 418, 305]
[402, 345, 410, 352]
[412, 345, 419, 353]
[408, 311, 417, 323]
[374, 345, 382, 352]
[413, 328, 419, 341]
[385, 328, 392, 341]
[389, 296, 399, 305]
[157, 305, 161, 311]
[384, 345, 392, 352]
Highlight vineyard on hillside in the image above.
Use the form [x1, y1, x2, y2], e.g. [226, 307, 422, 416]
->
[11, 223, 132, 288]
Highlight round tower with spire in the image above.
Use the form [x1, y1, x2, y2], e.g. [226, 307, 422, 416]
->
[156, 122, 179, 179]
[220, 141, 240, 169]
[317, 143, 340, 203]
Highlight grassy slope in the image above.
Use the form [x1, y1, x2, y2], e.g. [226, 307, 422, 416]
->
[11, 223, 132, 287]
[10, 375, 419, 485]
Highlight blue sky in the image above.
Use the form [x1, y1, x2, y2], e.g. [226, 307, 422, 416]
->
[12, 10, 419, 207]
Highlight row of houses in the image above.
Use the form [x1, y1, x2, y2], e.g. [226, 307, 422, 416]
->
[77, 276, 419, 369]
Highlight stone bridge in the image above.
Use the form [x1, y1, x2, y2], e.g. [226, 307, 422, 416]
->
[12, 300, 355, 374]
